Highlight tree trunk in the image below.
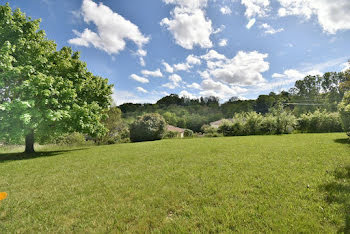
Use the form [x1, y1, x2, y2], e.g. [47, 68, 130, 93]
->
[25, 130, 35, 153]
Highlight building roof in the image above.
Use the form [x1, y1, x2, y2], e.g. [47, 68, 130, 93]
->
[210, 119, 233, 128]
[167, 125, 185, 133]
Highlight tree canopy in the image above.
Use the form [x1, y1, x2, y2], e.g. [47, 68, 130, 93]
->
[0, 4, 113, 153]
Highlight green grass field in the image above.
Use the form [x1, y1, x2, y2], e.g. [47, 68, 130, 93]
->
[0, 133, 349, 232]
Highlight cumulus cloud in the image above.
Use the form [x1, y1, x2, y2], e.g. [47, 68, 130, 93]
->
[201, 50, 226, 60]
[199, 79, 248, 99]
[162, 62, 174, 73]
[141, 69, 163, 77]
[163, 0, 208, 9]
[202, 50, 269, 86]
[179, 90, 197, 99]
[220, 6, 232, 15]
[160, 7, 213, 49]
[162, 74, 183, 89]
[186, 54, 201, 65]
[136, 87, 148, 93]
[69, 0, 149, 58]
[187, 82, 202, 90]
[218, 39, 228, 47]
[259, 23, 284, 34]
[277, 0, 350, 34]
[241, 0, 270, 19]
[246, 18, 256, 29]
[130, 74, 149, 83]
[112, 89, 158, 105]
[173, 63, 191, 71]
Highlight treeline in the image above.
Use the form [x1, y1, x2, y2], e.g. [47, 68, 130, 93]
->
[45, 69, 350, 145]
[118, 71, 349, 132]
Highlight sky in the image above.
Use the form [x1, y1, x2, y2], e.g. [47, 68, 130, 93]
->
[6, 0, 350, 104]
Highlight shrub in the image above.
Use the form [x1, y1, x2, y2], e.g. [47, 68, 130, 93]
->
[218, 119, 245, 136]
[297, 110, 343, 133]
[201, 124, 217, 134]
[130, 113, 167, 142]
[219, 106, 296, 136]
[244, 112, 263, 135]
[163, 131, 178, 139]
[339, 91, 350, 136]
[184, 129, 194, 137]
[269, 103, 296, 134]
[260, 114, 277, 134]
[54, 132, 88, 146]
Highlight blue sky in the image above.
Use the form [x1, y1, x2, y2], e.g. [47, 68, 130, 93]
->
[6, 0, 350, 104]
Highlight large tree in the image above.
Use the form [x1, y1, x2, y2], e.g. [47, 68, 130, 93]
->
[0, 4, 113, 153]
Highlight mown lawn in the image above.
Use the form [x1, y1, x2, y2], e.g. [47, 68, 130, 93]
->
[0, 133, 349, 233]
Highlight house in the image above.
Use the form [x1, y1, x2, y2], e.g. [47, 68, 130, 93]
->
[167, 125, 185, 138]
[210, 119, 233, 128]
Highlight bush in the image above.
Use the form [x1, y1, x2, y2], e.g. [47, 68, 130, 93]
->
[218, 119, 245, 136]
[54, 132, 89, 146]
[200, 124, 217, 134]
[297, 110, 343, 133]
[339, 91, 350, 135]
[163, 131, 178, 139]
[218, 106, 296, 136]
[269, 103, 296, 134]
[130, 113, 167, 142]
[184, 129, 194, 137]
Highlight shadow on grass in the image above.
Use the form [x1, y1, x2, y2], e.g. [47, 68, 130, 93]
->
[320, 166, 350, 233]
[0, 148, 88, 163]
[333, 138, 350, 145]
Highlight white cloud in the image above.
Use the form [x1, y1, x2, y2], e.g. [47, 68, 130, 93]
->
[69, 0, 149, 57]
[213, 25, 226, 34]
[341, 62, 350, 72]
[162, 62, 174, 73]
[136, 87, 148, 93]
[199, 79, 248, 99]
[169, 74, 182, 83]
[112, 89, 158, 105]
[163, 74, 183, 89]
[208, 50, 269, 86]
[160, 7, 213, 49]
[186, 54, 201, 65]
[201, 49, 226, 60]
[218, 39, 228, 47]
[179, 90, 197, 99]
[272, 69, 306, 80]
[163, 0, 208, 9]
[139, 57, 146, 67]
[130, 74, 149, 83]
[187, 82, 202, 90]
[246, 18, 256, 29]
[241, 0, 270, 19]
[174, 63, 190, 71]
[141, 69, 163, 77]
[259, 23, 284, 34]
[220, 6, 232, 15]
[277, 0, 350, 34]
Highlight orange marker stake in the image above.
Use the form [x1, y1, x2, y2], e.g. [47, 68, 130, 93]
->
[0, 192, 8, 201]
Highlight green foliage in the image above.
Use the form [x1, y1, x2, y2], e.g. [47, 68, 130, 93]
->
[163, 131, 178, 139]
[201, 124, 217, 134]
[130, 113, 167, 142]
[338, 91, 350, 135]
[53, 132, 89, 146]
[96, 107, 130, 145]
[0, 4, 113, 149]
[269, 103, 297, 134]
[183, 129, 193, 137]
[219, 106, 296, 136]
[297, 110, 343, 133]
